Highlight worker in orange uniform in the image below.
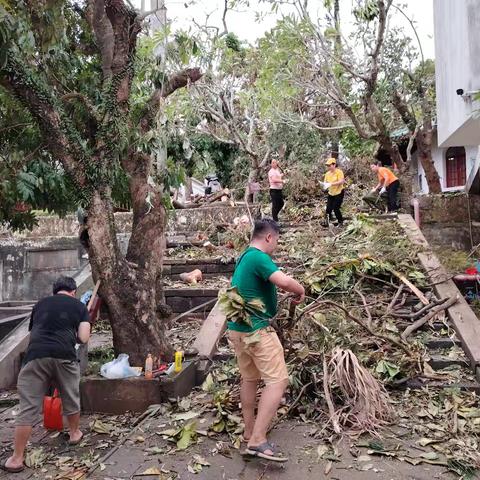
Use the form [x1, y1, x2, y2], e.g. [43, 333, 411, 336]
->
[322, 158, 345, 225]
[370, 162, 400, 212]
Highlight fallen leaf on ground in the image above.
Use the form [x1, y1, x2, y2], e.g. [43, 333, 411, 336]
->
[419, 451, 439, 460]
[317, 444, 329, 459]
[25, 448, 47, 468]
[188, 454, 211, 474]
[90, 419, 113, 434]
[367, 449, 397, 458]
[146, 446, 163, 454]
[157, 428, 180, 437]
[357, 455, 373, 462]
[177, 421, 197, 450]
[173, 411, 200, 421]
[417, 438, 442, 447]
[202, 373, 215, 392]
[55, 468, 88, 480]
[324, 461, 332, 475]
[135, 467, 162, 476]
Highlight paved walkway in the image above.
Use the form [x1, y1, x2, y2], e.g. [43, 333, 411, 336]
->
[0, 392, 456, 480]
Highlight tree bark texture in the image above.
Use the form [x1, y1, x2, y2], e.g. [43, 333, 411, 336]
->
[416, 129, 442, 193]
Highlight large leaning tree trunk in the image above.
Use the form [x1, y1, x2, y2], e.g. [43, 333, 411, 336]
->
[0, 1, 202, 364]
[392, 90, 442, 194]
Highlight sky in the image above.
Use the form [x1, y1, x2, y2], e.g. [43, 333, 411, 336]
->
[134, 0, 435, 59]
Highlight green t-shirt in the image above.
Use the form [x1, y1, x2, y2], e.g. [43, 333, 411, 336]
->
[227, 246, 279, 333]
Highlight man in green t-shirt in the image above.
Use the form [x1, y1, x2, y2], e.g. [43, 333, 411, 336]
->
[228, 218, 305, 462]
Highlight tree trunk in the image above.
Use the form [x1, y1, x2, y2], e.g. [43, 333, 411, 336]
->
[245, 157, 261, 202]
[185, 177, 193, 199]
[416, 128, 442, 194]
[86, 151, 174, 366]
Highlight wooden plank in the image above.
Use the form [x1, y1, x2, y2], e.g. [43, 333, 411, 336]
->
[398, 213, 480, 375]
[392, 270, 429, 305]
[192, 300, 226, 358]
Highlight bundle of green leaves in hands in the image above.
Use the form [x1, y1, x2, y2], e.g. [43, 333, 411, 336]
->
[218, 287, 266, 327]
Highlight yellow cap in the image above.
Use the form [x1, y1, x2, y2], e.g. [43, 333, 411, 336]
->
[325, 158, 336, 165]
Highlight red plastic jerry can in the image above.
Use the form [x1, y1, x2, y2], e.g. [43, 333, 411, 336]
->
[43, 389, 63, 431]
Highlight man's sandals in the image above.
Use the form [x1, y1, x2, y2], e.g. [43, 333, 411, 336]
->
[244, 442, 288, 462]
[1, 459, 25, 473]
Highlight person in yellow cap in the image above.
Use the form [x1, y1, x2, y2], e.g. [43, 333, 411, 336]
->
[322, 158, 345, 225]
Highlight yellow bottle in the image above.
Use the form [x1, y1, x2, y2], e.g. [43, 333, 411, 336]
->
[145, 353, 153, 379]
[174, 351, 183, 373]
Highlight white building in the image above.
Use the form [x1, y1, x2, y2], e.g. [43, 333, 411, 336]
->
[431, 0, 480, 194]
[414, 131, 478, 194]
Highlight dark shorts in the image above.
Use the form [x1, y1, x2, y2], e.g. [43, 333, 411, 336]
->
[16, 357, 80, 426]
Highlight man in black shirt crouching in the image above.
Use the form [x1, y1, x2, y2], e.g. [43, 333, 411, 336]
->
[2, 276, 91, 474]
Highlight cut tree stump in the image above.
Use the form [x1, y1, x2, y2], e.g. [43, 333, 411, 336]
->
[192, 300, 226, 358]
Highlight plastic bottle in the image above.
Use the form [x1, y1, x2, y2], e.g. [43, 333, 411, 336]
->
[145, 353, 153, 379]
[174, 351, 183, 373]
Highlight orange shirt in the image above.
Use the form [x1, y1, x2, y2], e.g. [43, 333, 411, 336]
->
[377, 167, 398, 187]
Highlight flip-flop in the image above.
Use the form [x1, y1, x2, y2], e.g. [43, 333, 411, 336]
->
[245, 442, 288, 463]
[1, 459, 25, 473]
[68, 432, 84, 446]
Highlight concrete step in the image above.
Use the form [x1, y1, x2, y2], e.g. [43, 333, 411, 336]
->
[427, 354, 469, 370]
[404, 378, 480, 393]
[423, 337, 461, 349]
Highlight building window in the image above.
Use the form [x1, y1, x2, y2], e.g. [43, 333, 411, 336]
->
[445, 146, 466, 188]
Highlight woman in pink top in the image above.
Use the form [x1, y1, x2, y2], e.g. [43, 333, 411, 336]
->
[268, 159, 284, 221]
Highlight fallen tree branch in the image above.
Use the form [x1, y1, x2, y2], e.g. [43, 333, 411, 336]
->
[168, 298, 217, 324]
[385, 284, 404, 315]
[323, 356, 341, 434]
[300, 300, 413, 356]
[391, 270, 429, 305]
[401, 296, 458, 340]
[393, 296, 448, 320]
[355, 286, 372, 329]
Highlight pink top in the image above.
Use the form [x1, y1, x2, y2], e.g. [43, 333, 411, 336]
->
[268, 168, 283, 189]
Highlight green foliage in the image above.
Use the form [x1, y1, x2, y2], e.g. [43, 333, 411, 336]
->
[353, 0, 380, 22]
[218, 286, 266, 328]
[225, 33, 241, 52]
[340, 129, 376, 158]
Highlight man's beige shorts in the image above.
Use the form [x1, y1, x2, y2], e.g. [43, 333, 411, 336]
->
[15, 357, 81, 426]
[227, 327, 289, 385]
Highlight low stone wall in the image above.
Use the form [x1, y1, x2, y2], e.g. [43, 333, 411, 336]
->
[1, 204, 260, 239]
[163, 258, 235, 280]
[165, 288, 219, 314]
[0, 237, 87, 301]
[414, 193, 480, 224]
[414, 193, 480, 249]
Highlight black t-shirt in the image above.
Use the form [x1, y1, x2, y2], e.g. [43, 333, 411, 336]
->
[24, 294, 90, 364]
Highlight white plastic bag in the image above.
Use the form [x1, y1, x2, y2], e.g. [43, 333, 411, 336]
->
[100, 353, 141, 379]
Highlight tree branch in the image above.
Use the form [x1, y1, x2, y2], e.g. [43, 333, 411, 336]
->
[392, 91, 416, 131]
[1, 55, 87, 187]
[139, 68, 202, 134]
[61, 92, 98, 119]
[221, 0, 229, 35]
[366, 0, 390, 94]
[86, 0, 114, 79]
[160, 68, 202, 98]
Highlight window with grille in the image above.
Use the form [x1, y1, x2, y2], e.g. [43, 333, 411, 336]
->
[445, 147, 466, 188]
